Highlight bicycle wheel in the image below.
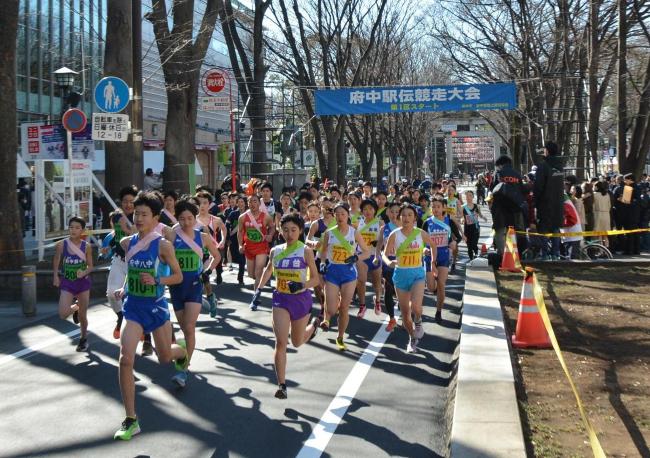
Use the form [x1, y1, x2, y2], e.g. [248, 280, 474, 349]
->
[580, 243, 613, 260]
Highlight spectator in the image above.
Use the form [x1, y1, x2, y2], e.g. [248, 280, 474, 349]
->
[533, 141, 565, 259]
[143, 168, 162, 191]
[490, 155, 526, 258]
[561, 193, 583, 259]
[593, 181, 612, 247]
[570, 185, 586, 228]
[613, 173, 641, 255]
[581, 182, 594, 231]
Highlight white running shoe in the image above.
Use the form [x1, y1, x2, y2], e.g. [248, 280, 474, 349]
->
[407, 336, 419, 353]
[414, 322, 424, 339]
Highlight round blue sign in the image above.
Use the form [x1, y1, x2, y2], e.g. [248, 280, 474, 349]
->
[94, 76, 130, 113]
[62, 108, 87, 133]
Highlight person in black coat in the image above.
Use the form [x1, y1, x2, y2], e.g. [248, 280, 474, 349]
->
[533, 142, 565, 258]
[613, 173, 642, 255]
[490, 155, 527, 257]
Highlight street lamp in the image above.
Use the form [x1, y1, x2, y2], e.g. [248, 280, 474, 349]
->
[53, 66, 81, 115]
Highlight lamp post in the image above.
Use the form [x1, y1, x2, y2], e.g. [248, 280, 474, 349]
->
[54, 66, 80, 217]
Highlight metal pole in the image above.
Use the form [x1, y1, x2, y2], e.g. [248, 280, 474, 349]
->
[68, 129, 76, 216]
[22, 265, 37, 317]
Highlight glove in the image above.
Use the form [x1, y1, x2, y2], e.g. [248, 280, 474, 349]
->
[344, 254, 359, 264]
[287, 281, 304, 293]
[370, 240, 378, 247]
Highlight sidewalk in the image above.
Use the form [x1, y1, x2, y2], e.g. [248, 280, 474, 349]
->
[450, 205, 526, 457]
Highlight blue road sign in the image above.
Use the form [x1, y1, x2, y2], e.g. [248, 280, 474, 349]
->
[94, 76, 130, 113]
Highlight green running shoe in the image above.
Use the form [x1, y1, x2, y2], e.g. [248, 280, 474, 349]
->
[174, 339, 189, 372]
[114, 417, 140, 441]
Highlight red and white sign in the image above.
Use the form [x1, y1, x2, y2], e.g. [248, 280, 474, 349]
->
[62, 108, 88, 133]
[202, 69, 228, 95]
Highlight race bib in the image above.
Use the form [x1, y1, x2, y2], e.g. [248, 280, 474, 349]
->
[446, 206, 457, 216]
[361, 231, 376, 246]
[63, 262, 86, 281]
[176, 249, 200, 272]
[332, 245, 349, 264]
[127, 268, 156, 297]
[246, 227, 263, 243]
[398, 248, 422, 268]
[431, 232, 447, 247]
[275, 269, 301, 294]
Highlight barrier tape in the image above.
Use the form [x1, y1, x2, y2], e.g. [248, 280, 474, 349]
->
[530, 270, 606, 457]
[516, 228, 650, 238]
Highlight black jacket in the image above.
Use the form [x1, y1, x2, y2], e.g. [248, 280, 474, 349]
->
[533, 155, 564, 230]
[490, 164, 526, 229]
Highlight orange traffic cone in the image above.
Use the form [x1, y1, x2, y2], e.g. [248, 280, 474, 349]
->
[512, 268, 551, 348]
[500, 227, 521, 272]
[480, 243, 488, 255]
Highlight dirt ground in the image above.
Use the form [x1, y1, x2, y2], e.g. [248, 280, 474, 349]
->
[496, 266, 650, 458]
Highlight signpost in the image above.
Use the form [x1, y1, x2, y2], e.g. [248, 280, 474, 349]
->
[202, 69, 227, 95]
[94, 76, 130, 113]
[92, 113, 129, 141]
[199, 96, 230, 111]
[61, 108, 88, 218]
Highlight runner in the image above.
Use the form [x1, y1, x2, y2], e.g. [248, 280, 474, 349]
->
[113, 191, 186, 441]
[238, 194, 275, 310]
[226, 194, 247, 285]
[257, 213, 321, 399]
[52, 216, 93, 351]
[106, 186, 137, 343]
[382, 203, 437, 353]
[355, 199, 383, 318]
[347, 192, 362, 228]
[159, 190, 178, 227]
[165, 198, 221, 387]
[307, 197, 336, 318]
[374, 190, 390, 224]
[445, 184, 463, 272]
[423, 195, 463, 324]
[319, 203, 371, 351]
[462, 190, 487, 260]
[195, 191, 227, 317]
[377, 201, 401, 331]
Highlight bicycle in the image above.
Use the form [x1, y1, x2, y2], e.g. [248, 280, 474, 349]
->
[520, 236, 612, 261]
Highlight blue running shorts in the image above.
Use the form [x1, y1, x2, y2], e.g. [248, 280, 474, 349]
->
[392, 266, 425, 291]
[324, 263, 358, 287]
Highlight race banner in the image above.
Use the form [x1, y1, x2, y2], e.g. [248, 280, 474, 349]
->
[315, 82, 517, 116]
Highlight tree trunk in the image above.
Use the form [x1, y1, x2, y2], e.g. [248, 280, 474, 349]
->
[163, 79, 199, 194]
[104, 0, 136, 198]
[249, 90, 267, 177]
[0, 0, 23, 269]
[616, 0, 629, 172]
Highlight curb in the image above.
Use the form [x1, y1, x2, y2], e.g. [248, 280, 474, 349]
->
[450, 260, 526, 457]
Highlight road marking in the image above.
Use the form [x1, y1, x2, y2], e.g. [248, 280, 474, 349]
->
[296, 318, 392, 458]
[0, 328, 82, 367]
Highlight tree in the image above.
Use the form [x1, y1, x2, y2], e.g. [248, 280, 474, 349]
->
[104, 0, 143, 198]
[147, 0, 220, 194]
[216, 0, 271, 178]
[0, 0, 23, 269]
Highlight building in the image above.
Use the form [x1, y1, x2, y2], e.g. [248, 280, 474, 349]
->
[15, 0, 253, 191]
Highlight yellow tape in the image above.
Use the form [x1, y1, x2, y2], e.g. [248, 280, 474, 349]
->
[517, 228, 650, 238]
[531, 271, 606, 457]
[505, 228, 522, 268]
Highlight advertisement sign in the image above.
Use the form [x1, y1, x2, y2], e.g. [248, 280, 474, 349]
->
[315, 82, 517, 116]
[35, 160, 93, 241]
[21, 123, 95, 161]
[452, 136, 496, 163]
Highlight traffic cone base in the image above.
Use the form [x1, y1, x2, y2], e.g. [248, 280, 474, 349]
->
[511, 269, 551, 349]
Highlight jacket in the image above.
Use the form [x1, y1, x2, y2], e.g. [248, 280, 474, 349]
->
[533, 155, 564, 229]
[490, 164, 526, 229]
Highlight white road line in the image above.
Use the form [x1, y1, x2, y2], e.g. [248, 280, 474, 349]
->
[0, 328, 81, 367]
[296, 318, 392, 458]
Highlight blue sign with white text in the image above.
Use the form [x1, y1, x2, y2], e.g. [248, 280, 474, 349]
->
[94, 76, 130, 113]
[315, 82, 517, 116]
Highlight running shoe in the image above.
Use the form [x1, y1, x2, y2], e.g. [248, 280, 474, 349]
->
[275, 383, 287, 399]
[142, 340, 154, 357]
[385, 317, 397, 332]
[72, 310, 79, 324]
[373, 296, 381, 316]
[76, 337, 88, 352]
[357, 304, 366, 319]
[335, 336, 347, 351]
[171, 370, 188, 388]
[309, 316, 321, 341]
[114, 417, 140, 441]
[174, 339, 189, 372]
[320, 320, 330, 332]
[208, 294, 217, 318]
[415, 322, 424, 339]
[434, 310, 442, 324]
[407, 336, 419, 353]
[113, 323, 121, 340]
[249, 290, 261, 311]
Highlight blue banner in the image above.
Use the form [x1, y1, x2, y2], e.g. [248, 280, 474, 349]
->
[314, 82, 517, 116]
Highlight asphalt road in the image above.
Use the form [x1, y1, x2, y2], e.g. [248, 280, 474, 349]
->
[0, 250, 468, 458]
